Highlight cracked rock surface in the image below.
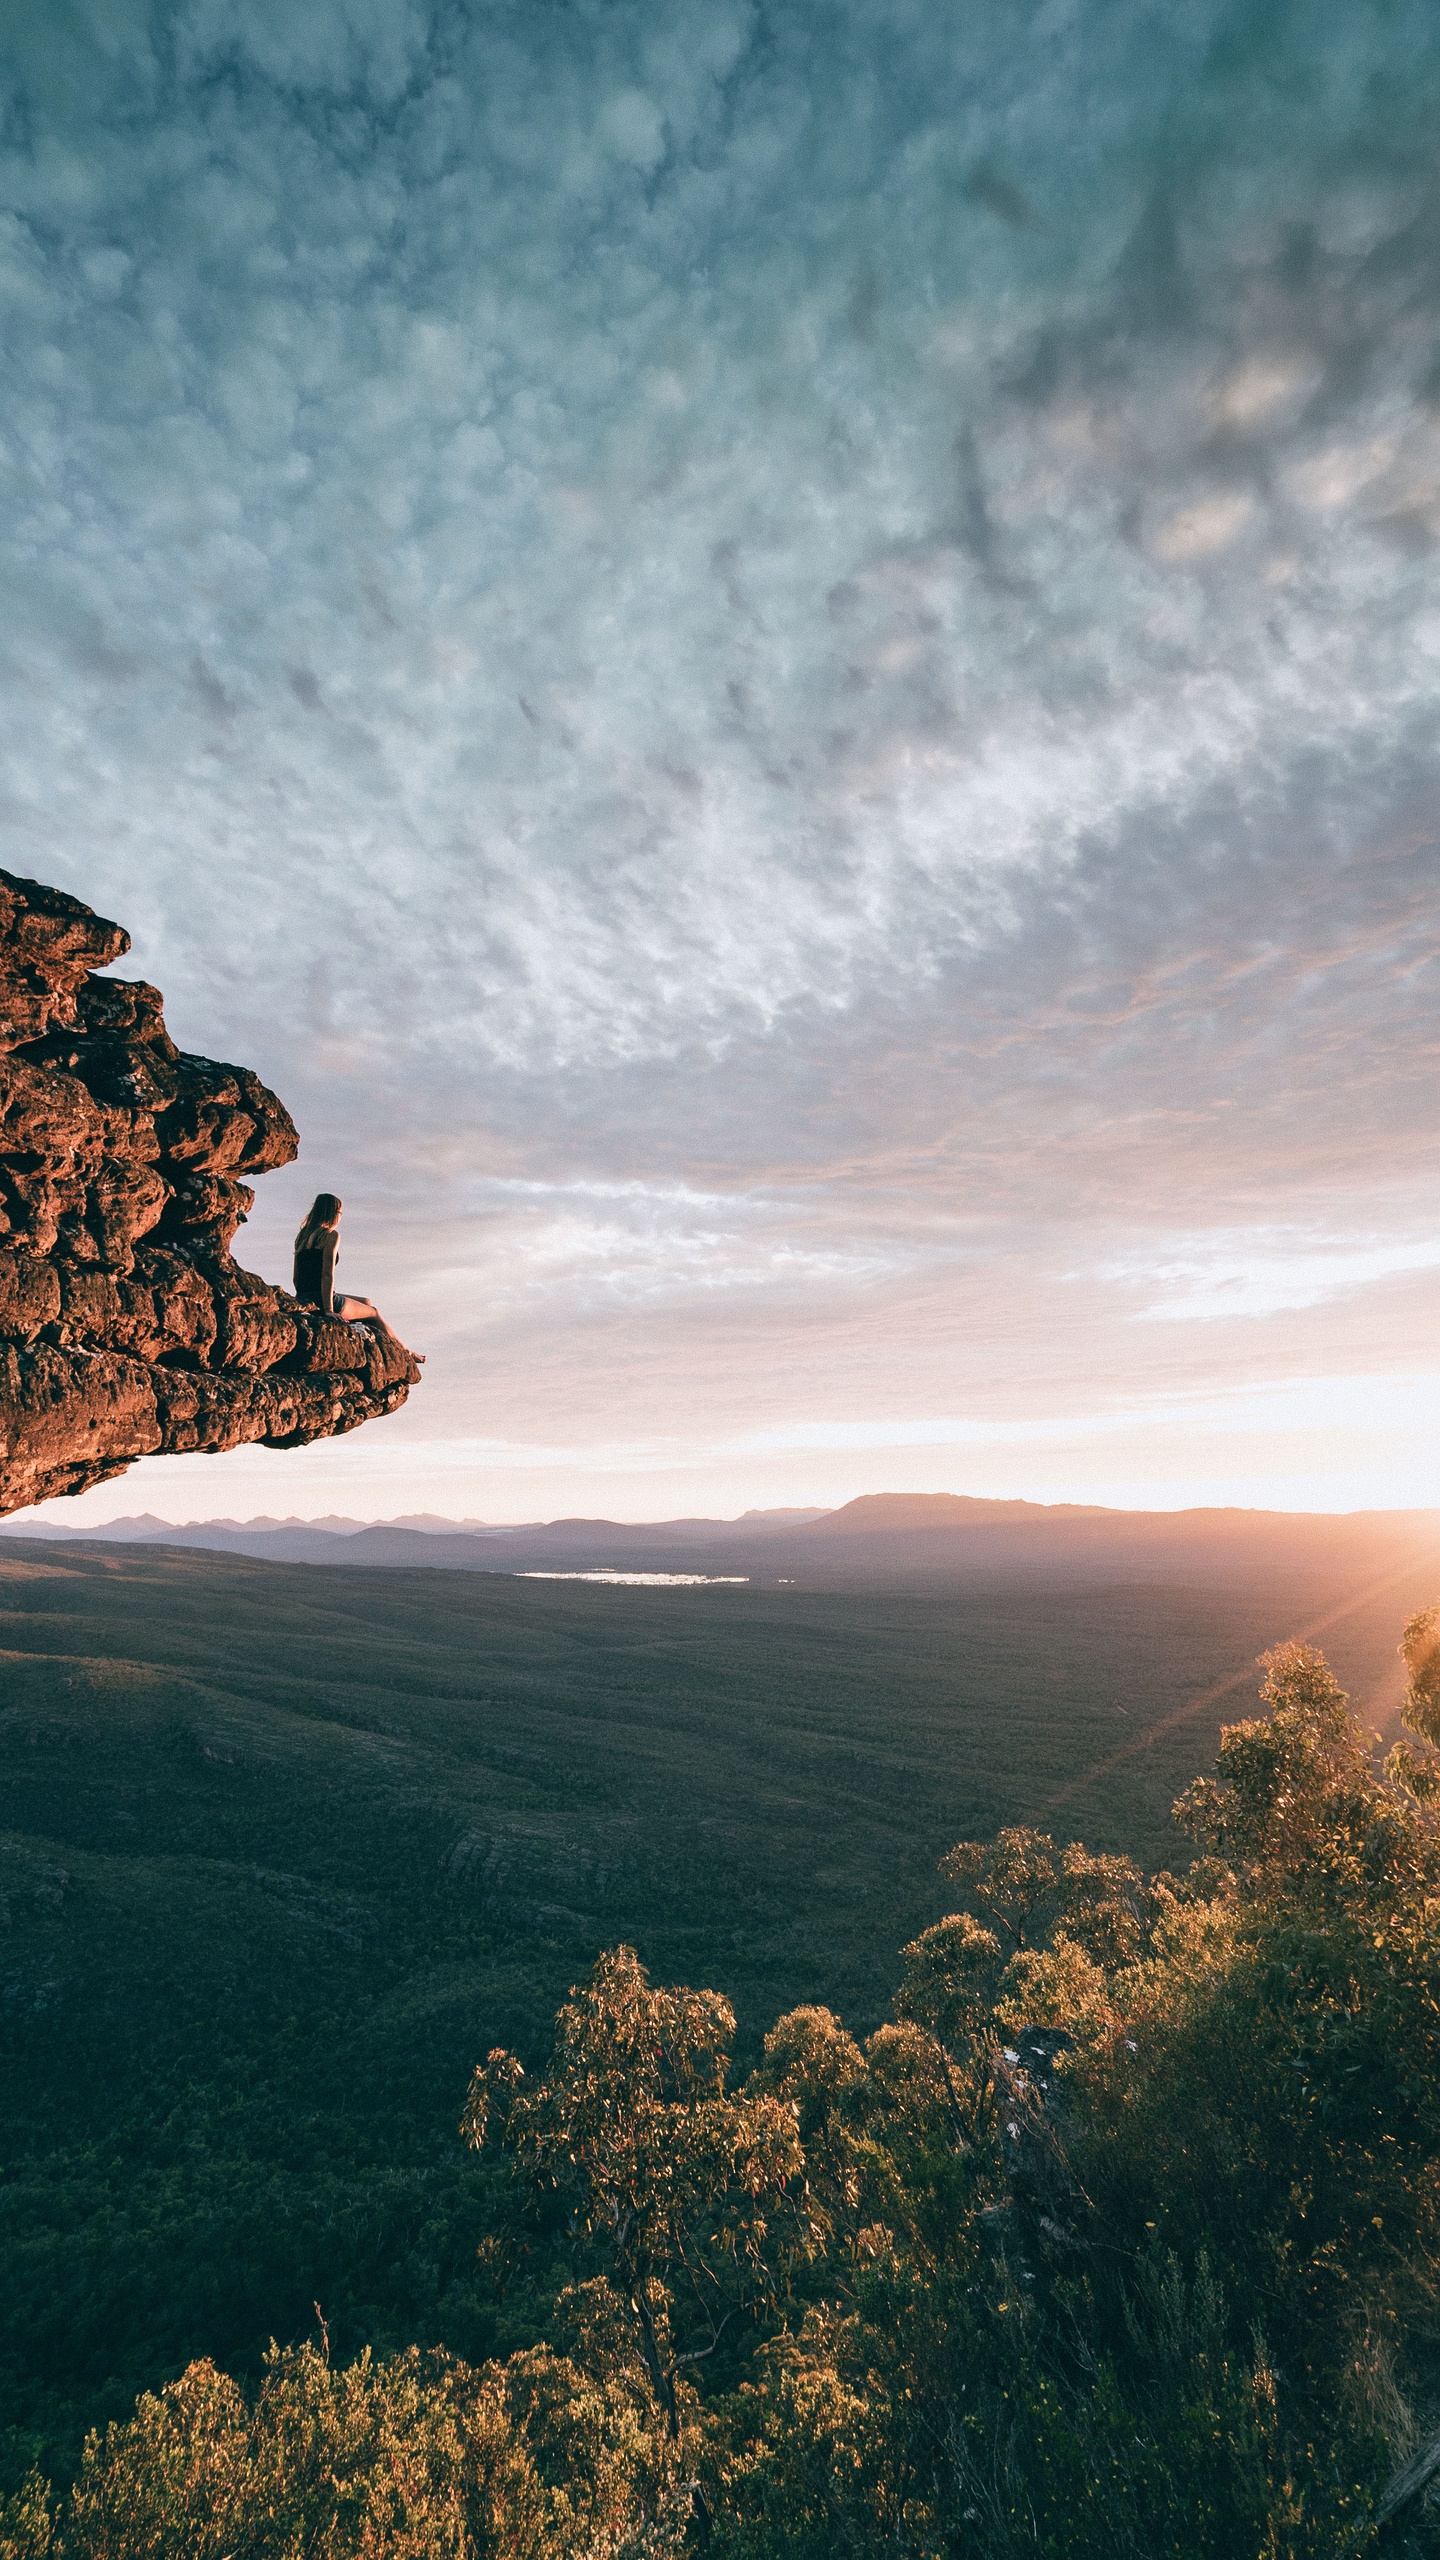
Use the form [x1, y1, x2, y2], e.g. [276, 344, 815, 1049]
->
[0, 868, 421, 1515]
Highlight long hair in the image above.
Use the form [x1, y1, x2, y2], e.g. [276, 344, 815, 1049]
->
[294, 1192, 342, 1254]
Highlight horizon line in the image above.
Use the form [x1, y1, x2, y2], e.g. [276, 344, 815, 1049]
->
[8, 1490, 1440, 1537]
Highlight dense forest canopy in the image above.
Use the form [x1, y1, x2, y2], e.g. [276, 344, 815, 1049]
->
[7, 1616, 1440, 2556]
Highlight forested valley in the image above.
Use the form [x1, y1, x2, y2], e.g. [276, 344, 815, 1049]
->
[9, 1610, 1440, 2557]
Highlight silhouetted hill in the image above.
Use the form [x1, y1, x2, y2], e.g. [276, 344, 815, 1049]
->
[793, 1491, 1440, 1589]
[814, 1492, 1094, 1528]
[12, 1492, 1440, 1594]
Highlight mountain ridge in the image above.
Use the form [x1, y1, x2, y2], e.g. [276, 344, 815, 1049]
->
[10, 1488, 1440, 1540]
[7, 1488, 1440, 1595]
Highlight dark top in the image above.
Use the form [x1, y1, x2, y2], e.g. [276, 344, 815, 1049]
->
[293, 1230, 336, 1315]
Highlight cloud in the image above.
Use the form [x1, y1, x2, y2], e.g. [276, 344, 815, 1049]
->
[1102, 1232, 1440, 1324]
[2, 0, 1440, 1508]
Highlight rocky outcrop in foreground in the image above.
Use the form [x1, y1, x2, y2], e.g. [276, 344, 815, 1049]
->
[0, 868, 420, 1515]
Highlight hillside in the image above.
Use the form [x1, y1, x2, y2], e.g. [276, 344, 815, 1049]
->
[3, 1526, 1437, 2483]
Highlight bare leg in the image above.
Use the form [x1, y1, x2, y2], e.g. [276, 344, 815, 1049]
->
[332, 1293, 423, 1358]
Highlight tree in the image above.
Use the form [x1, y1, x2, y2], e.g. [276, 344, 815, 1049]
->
[463, 1947, 820, 2445]
[45, 2335, 689, 2560]
[1175, 1639, 1440, 1921]
[940, 1825, 1060, 1950]
[1401, 1605, 1440, 1752]
[892, 1912, 1000, 2145]
[940, 1823, 1160, 1970]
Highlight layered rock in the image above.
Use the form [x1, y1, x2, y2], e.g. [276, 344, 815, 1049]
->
[0, 868, 420, 1515]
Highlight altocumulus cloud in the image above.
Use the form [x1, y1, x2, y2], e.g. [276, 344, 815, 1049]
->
[3, 0, 1440, 1510]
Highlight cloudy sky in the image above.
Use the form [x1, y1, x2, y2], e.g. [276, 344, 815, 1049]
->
[5, 0, 1440, 1521]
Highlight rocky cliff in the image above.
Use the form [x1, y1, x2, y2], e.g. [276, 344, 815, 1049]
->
[0, 868, 420, 1515]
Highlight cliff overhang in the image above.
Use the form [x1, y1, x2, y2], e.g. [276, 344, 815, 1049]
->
[0, 868, 421, 1516]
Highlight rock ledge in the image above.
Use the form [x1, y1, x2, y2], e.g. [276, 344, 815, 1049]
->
[0, 869, 420, 1515]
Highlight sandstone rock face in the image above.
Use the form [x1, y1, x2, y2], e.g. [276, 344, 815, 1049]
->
[0, 868, 421, 1515]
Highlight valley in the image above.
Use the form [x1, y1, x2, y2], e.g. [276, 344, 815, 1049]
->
[2, 1525, 1436, 2479]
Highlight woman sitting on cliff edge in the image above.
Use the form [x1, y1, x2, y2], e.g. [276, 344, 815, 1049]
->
[293, 1193, 379, 1325]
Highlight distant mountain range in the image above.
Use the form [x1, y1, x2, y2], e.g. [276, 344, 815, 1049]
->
[2, 1502, 832, 1544]
[7, 1491, 1440, 1593]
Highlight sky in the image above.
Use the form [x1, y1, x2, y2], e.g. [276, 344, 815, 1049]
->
[3, 0, 1440, 1523]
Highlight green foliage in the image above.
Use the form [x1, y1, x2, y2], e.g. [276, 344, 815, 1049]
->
[0, 2471, 56, 2560]
[12, 1551, 1440, 2553]
[941, 1825, 1060, 1950]
[1402, 1606, 1440, 1752]
[5, 1540, 1317, 2475]
[466, 1947, 820, 2440]
[896, 1910, 1002, 2047]
[713, 1631, 1440, 2553]
[36, 2338, 688, 2559]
